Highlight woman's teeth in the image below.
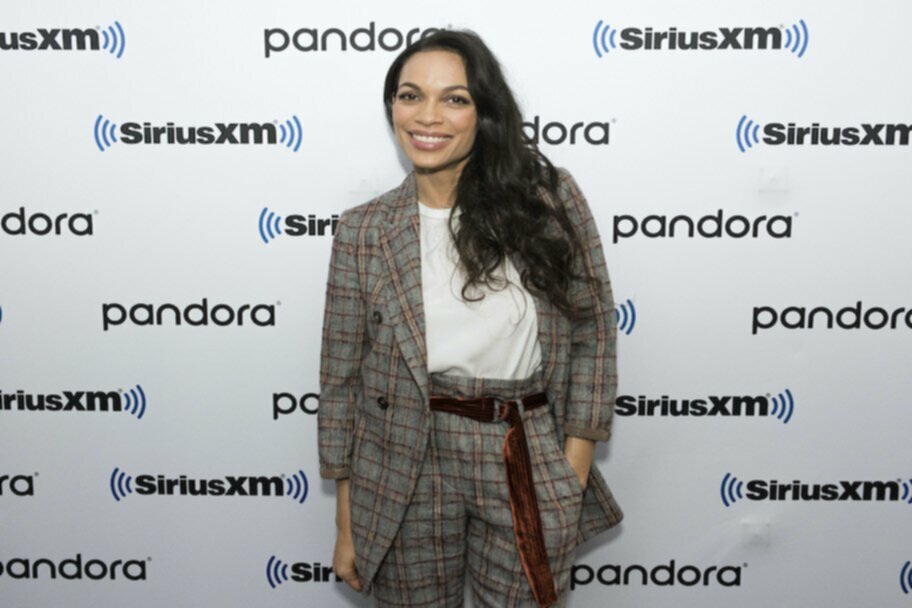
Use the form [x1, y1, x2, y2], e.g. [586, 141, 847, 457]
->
[412, 133, 449, 142]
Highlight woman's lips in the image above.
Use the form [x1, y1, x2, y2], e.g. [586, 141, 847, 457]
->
[408, 130, 452, 151]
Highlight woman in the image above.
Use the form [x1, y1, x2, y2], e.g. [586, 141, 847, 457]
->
[318, 29, 622, 607]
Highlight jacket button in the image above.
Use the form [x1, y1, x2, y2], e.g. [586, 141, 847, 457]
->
[372, 310, 383, 323]
[376, 396, 389, 410]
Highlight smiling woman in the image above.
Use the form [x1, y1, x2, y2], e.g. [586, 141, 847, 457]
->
[390, 49, 478, 191]
[318, 28, 622, 608]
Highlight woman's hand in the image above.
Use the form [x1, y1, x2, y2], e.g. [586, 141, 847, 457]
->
[332, 479, 362, 591]
[563, 436, 595, 490]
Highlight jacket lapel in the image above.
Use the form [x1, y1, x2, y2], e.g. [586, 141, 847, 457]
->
[379, 172, 430, 403]
[378, 171, 560, 404]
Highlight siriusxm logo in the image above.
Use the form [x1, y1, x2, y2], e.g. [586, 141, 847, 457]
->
[902, 561, 912, 594]
[613, 210, 793, 243]
[102, 298, 276, 331]
[0, 474, 35, 497]
[266, 556, 340, 587]
[616, 389, 794, 423]
[258, 208, 339, 244]
[593, 20, 808, 58]
[0, 21, 125, 58]
[571, 560, 743, 588]
[0, 554, 147, 581]
[721, 473, 912, 506]
[737, 116, 912, 151]
[110, 467, 309, 503]
[522, 116, 610, 146]
[752, 301, 912, 334]
[1, 207, 94, 236]
[615, 299, 635, 335]
[273, 392, 319, 420]
[93, 115, 302, 152]
[264, 22, 443, 57]
[1, 385, 147, 419]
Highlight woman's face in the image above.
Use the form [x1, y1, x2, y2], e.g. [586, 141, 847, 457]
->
[391, 49, 478, 174]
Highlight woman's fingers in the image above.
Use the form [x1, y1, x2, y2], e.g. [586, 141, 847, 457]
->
[333, 526, 363, 591]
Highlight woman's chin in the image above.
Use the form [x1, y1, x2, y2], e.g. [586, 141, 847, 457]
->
[408, 154, 472, 175]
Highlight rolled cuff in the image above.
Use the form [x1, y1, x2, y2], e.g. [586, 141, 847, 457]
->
[563, 423, 611, 442]
[319, 464, 351, 480]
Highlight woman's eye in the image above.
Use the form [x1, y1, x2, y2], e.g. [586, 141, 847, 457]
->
[395, 92, 471, 105]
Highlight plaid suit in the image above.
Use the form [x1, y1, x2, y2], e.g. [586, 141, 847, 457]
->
[318, 167, 623, 598]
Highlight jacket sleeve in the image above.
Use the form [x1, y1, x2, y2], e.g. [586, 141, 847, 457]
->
[317, 209, 368, 480]
[556, 168, 619, 442]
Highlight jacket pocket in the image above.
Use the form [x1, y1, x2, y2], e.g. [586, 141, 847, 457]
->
[557, 449, 586, 496]
[533, 407, 587, 499]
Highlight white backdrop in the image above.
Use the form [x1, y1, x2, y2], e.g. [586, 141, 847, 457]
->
[2, 1, 911, 606]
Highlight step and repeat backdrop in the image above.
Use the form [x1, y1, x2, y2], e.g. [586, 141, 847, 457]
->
[1, 1, 910, 606]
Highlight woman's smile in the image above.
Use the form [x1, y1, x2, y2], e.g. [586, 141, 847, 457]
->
[408, 130, 453, 150]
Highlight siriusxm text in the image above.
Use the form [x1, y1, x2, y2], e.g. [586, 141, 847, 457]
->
[763, 122, 912, 146]
[745, 479, 905, 501]
[119, 122, 279, 145]
[1, 390, 122, 413]
[0, 29, 100, 51]
[133, 474, 285, 496]
[617, 27, 782, 51]
[616, 395, 768, 417]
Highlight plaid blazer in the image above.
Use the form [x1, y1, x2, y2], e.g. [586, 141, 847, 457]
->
[318, 167, 623, 592]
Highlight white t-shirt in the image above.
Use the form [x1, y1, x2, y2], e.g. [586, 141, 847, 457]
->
[418, 200, 543, 380]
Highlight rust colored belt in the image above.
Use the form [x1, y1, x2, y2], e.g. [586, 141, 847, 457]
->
[428, 391, 558, 608]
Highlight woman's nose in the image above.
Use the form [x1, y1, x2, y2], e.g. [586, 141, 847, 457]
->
[415, 99, 442, 124]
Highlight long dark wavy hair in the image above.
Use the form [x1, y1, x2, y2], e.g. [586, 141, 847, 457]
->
[383, 29, 598, 319]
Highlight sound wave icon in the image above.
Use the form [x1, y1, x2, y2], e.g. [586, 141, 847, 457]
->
[736, 115, 762, 153]
[93, 114, 119, 152]
[720, 472, 744, 507]
[122, 384, 147, 420]
[109, 467, 134, 502]
[277, 115, 303, 153]
[100, 21, 126, 59]
[901, 479, 912, 505]
[769, 388, 795, 424]
[783, 19, 809, 58]
[902, 560, 912, 594]
[592, 20, 619, 58]
[615, 298, 636, 335]
[285, 470, 309, 504]
[266, 555, 291, 588]
[0, 304, 3, 325]
[259, 207, 284, 244]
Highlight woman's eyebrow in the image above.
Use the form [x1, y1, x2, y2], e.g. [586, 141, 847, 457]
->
[397, 82, 470, 93]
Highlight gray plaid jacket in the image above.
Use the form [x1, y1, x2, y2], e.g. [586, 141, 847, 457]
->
[318, 167, 623, 591]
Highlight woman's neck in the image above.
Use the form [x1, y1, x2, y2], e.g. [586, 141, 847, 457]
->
[414, 158, 468, 209]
